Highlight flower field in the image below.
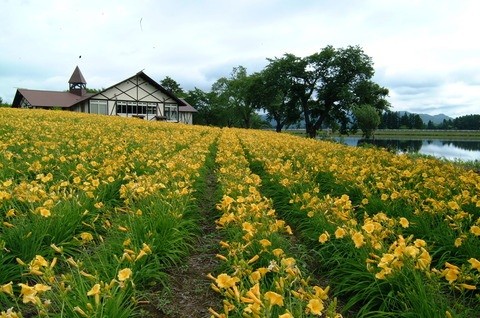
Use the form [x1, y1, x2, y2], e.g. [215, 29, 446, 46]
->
[0, 108, 478, 317]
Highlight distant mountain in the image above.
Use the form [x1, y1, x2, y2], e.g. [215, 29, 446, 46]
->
[398, 111, 453, 125]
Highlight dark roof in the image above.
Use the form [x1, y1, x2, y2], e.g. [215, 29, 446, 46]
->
[12, 89, 92, 108]
[12, 67, 196, 113]
[69, 66, 86, 84]
[90, 71, 187, 107]
[179, 98, 198, 113]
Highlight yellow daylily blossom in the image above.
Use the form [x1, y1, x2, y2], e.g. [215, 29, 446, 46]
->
[118, 268, 133, 281]
[307, 298, 324, 315]
[264, 291, 284, 307]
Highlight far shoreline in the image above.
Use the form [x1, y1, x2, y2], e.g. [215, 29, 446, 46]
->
[280, 129, 480, 140]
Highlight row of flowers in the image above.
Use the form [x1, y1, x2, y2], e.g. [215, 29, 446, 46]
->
[235, 129, 480, 316]
[208, 129, 341, 317]
[0, 109, 218, 316]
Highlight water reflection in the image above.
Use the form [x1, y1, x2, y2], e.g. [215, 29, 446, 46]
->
[334, 137, 480, 161]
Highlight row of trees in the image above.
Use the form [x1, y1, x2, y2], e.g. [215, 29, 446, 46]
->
[378, 111, 480, 130]
[168, 45, 390, 137]
[436, 115, 480, 130]
[379, 111, 425, 129]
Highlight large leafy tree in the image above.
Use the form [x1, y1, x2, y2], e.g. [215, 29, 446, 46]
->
[210, 75, 240, 127]
[258, 55, 303, 132]
[274, 46, 390, 137]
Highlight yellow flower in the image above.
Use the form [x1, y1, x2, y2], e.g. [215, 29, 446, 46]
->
[416, 250, 432, 270]
[399, 217, 409, 228]
[272, 248, 284, 257]
[470, 225, 480, 236]
[0, 282, 13, 296]
[448, 201, 460, 210]
[264, 291, 284, 307]
[34, 283, 51, 292]
[279, 311, 294, 318]
[362, 222, 375, 234]
[334, 227, 346, 239]
[318, 232, 329, 244]
[80, 232, 94, 243]
[313, 285, 330, 300]
[250, 271, 262, 283]
[18, 283, 38, 304]
[443, 262, 460, 284]
[468, 258, 480, 271]
[31, 255, 49, 268]
[217, 273, 240, 289]
[0, 308, 21, 318]
[307, 298, 324, 315]
[454, 237, 463, 247]
[38, 207, 51, 217]
[87, 283, 101, 296]
[381, 193, 388, 201]
[259, 239, 271, 248]
[414, 239, 426, 247]
[118, 268, 133, 281]
[361, 198, 369, 205]
[352, 232, 365, 248]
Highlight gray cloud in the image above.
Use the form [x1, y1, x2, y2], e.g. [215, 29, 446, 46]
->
[1, 0, 480, 118]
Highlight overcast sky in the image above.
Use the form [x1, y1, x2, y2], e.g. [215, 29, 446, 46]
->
[1, 0, 479, 117]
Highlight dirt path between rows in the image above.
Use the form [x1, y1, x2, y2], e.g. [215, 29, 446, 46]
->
[143, 170, 223, 317]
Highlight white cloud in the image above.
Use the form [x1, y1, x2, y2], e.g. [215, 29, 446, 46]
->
[1, 0, 479, 117]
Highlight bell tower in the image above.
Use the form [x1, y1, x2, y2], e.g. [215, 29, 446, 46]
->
[69, 66, 87, 96]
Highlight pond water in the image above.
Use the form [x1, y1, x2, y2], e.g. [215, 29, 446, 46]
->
[333, 137, 480, 161]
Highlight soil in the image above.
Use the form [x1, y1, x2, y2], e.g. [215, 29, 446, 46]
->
[140, 172, 223, 318]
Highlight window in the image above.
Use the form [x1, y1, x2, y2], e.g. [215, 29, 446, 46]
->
[116, 101, 151, 115]
[90, 100, 107, 115]
[165, 104, 178, 121]
[147, 103, 157, 115]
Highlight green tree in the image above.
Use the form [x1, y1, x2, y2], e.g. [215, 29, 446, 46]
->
[278, 46, 389, 137]
[412, 114, 424, 129]
[453, 114, 480, 130]
[210, 75, 240, 127]
[160, 76, 185, 98]
[399, 113, 410, 129]
[259, 55, 302, 132]
[184, 87, 220, 126]
[210, 66, 260, 128]
[380, 110, 400, 129]
[0, 97, 11, 107]
[353, 104, 381, 139]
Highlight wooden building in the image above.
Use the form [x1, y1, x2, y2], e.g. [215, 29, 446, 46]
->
[12, 66, 197, 124]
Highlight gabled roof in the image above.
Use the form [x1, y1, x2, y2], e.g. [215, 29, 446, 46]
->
[69, 66, 87, 84]
[12, 68, 197, 113]
[12, 89, 92, 108]
[89, 71, 187, 107]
